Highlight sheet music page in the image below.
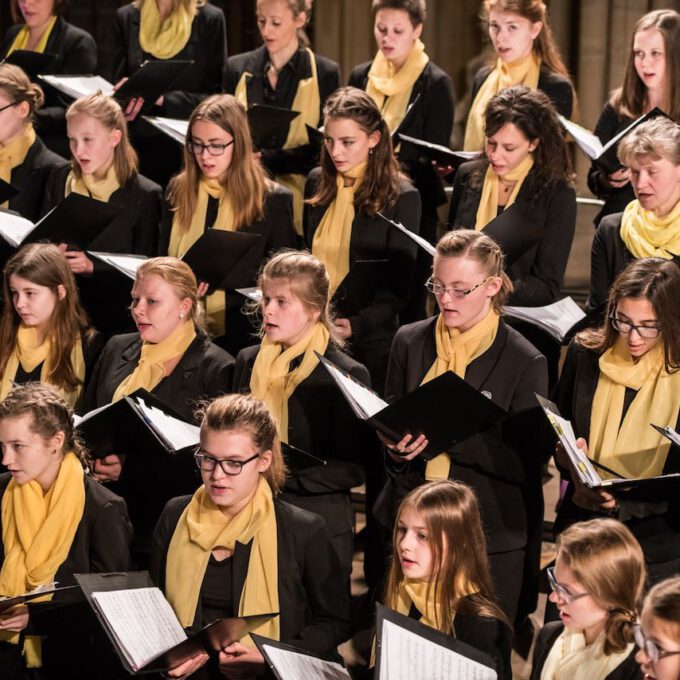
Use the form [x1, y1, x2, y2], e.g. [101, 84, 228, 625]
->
[40, 75, 115, 99]
[263, 645, 351, 680]
[135, 398, 200, 450]
[324, 361, 388, 419]
[558, 116, 603, 159]
[143, 116, 189, 144]
[73, 401, 113, 427]
[388, 218, 436, 256]
[378, 620, 497, 680]
[235, 287, 262, 302]
[88, 252, 148, 279]
[91, 587, 187, 671]
[505, 297, 585, 341]
[0, 211, 35, 247]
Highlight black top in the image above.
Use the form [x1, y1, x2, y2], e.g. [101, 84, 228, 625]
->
[201, 555, 235, 626]
[111, 3, 227, 119]
[449, 159, 577, 306]
[224, 45, 340, 177]
[530, 621, 642, 680]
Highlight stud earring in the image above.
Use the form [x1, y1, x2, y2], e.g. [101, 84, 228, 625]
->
[179, 312, 185, 319]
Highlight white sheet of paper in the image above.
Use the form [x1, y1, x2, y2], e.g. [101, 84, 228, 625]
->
[73, 401, 112, 427]
[235, 287, 262, 302]
[559, 116, 603, 159]
[40, 75, 115, 99]
[0, 211, 35, 247]
[378, 619, 497, 680]
[134, 397, 200, 451]
[505, 297, 585, 342]
[263, 645, 351, 680]
[143, 116, 189, 144]
[88, 251, 149, 279]
[323, 360, 388, 419]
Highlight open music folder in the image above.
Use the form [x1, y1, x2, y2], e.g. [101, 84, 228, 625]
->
[398, 133, 479, 168]
[504, 297, 586, 343]
[247, 104, 300, 149]
[0, 583, 77, 614]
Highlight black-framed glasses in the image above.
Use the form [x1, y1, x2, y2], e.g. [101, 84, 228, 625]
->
[0, 101, 18, 114]
[609, 314, 661, 339]
[546, 567, 589, 604]
[186, 139, 234, 157]
[194, 450, 260, 476]
[633, 623, 680, 664]
[425, 276, 493, 299]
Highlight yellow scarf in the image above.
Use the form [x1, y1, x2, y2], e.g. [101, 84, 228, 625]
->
[589, 340, 680, 479]
[65, 165, 121, 203]
[249, 323, 330, 442]
[168, 178, 235, 337]
[422, 309, 500, 481]
[6, 16, 57, 56]
[0, 325, 86, 408]
[165, 476, 279, 644]
[311, 162, 367, 298]
[0, 125, 36, 208]
[475, 154, 534, 231]
[365, 39, 429, 134]
[619, 198, 680, 260]
[138, 0, 195, 60]
[235, 47, 320, 235]
[112, 320, 196, 402]
[540, 628, 634, 680]
[0, 452, 85, 667]
[464, 53, 542, 152]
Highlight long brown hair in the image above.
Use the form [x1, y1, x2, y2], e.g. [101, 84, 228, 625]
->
[167, 94, 270, 232]
[306, 86, 401, 217]
[0, 244, 93, 392]
[385, 480, 510, 634]
[611, 10, 680, 122]
[577, 258, 680, 373]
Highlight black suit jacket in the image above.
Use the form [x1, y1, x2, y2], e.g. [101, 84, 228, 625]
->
[449, 160, 576, 306]
[380, 316, 548, 553]
[150, 495, 352, 658]
[224, 46, 340, 177]
[530, 622, 642, 680]
[455, 608, 513, 680]
[111, 3, 227, 119]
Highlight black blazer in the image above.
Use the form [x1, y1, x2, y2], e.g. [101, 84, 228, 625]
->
[553, 341, 680, 565]
[348, 60, 455, 211]
[224, 46, 340, 177]
[530, 622, 641, 680]
[470, 64, 574, 120]
[380, 316, 548, 553]
[449, 160, 577, 306]
[111, 3, 227, 119]
[303, 170, 421, 347]
[150, 495, 352, 658]
[233, 344, 374, 536]
[454, 608, 513, 680]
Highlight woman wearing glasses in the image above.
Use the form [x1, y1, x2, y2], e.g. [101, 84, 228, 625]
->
[377, 229, 548, 624]
[553, 257, 680, 584]
[160, 94, 296, 354]
[150, 393, 351, 680]
[531, 518, 645, 680]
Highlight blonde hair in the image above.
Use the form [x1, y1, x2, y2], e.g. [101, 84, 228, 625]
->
[0, 63, 44, 120]
[66, 93, 138, 184]
[617, 116, 680, 167]
[197, 393, 286, 495]
[434, 230, 513, 313]
[256, 0, 313, 46]
[557, 519, 645, 655]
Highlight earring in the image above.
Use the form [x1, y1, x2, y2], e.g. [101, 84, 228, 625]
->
[179, 312, 185, 319]
[369, 147, 374, 156]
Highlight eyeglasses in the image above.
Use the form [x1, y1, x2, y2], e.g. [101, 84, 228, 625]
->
[194, 451, 260, 476]
[425, 276, 493, 299]
[0, 101, 17, 114]
[609, 314, 661, 339]
[633, 624, 680, 664]
[546, 567, 589, 604]
[186, 139, 234, 156]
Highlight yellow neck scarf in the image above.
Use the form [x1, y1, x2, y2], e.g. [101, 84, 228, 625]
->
[366, 39, 429, 134]
[464, 53, 541, 152]
[249, 323, 330, 442]
[169, 178, 234, 337]
[0, 452, 85, 666]
[235, 47, 320, 235]
[0, 125, 35, 201]
[422, 309, 500, 481]
[7, 16, 57, 56]
[475, 154, 534, 231]
[311, 162, 367, 297]
[165, 476, 279, 643]
[619, 198, 680, 260]
[589, 340, 680, 479]
[112, 320, 196, 402]
[540, 628, 634, 680]
[0, 325, 86, 408]
[66, 164, 120, 203]
[139, 0, 195, 60]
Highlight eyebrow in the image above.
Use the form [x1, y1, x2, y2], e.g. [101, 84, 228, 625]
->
[615, 311, 658, 323]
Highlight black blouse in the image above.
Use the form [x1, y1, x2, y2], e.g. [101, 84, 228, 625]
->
[201, 555, 235, 626]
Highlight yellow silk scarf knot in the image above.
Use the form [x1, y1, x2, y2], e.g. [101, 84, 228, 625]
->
[7, 16, 57, 56]
[112, 320, 196, 402]
[139, 0, 195, 60]
[475, 154, 534, 231]
[311, 162, 367, 297]
[0, 125, 36, 204]
[66, 165, 121, 203]
[249, 322, 330, 442]
[464, 53, 541, 151]
[422, 309, 500, 480]
[165, 476, 279, 644]
[589, 340, 680, 479]
[619, 198, 680, 260]
[366, 39, 429, 134]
